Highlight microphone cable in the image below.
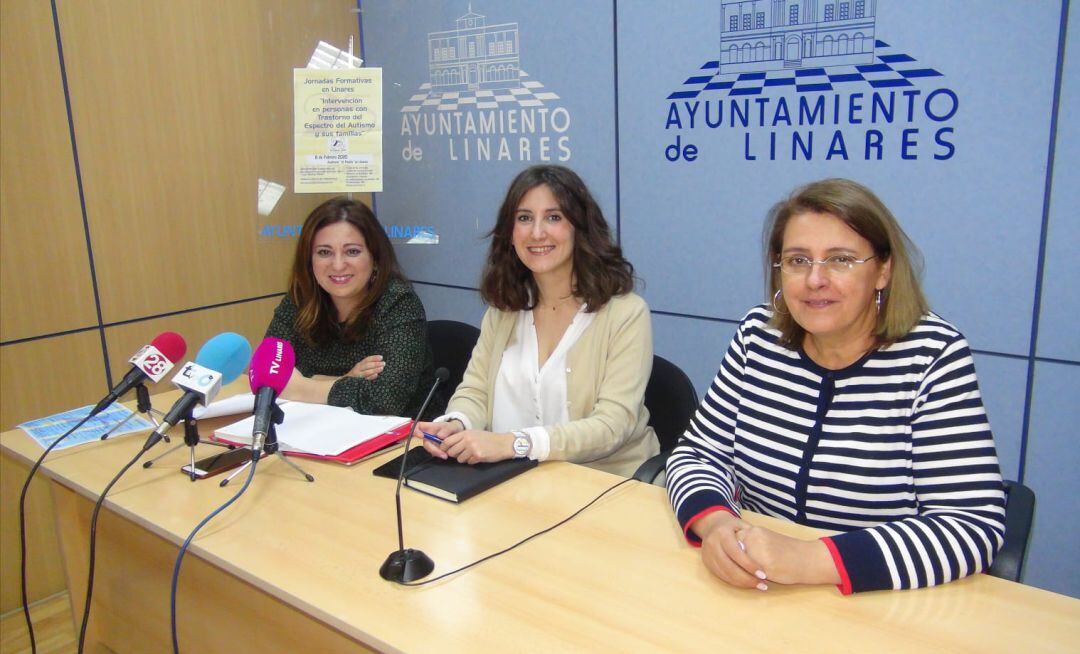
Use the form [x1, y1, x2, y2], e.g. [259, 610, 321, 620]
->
[169, 455, 259, 654]
[76, 439, 158, 653]
[399, 477, 634, 587]
[18, 410, 101, 654]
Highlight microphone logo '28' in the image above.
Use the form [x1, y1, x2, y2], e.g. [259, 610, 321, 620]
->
[130, 345, 172, 382]
[139, 353, 169, 376]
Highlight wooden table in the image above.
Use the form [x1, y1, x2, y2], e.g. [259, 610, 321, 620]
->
[2, 391, 1078, 653]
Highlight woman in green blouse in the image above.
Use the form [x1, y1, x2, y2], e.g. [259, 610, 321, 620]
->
[265, 197, 443, 419]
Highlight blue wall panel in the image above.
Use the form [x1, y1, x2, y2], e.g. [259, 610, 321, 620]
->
[413, 282, 486, 326]
[364, 0, 617, 289]
[1038, 9, 1079, 363]
[617, 1, 1060, 357]
[1022, 362, 1080, 598]
[972, 354, 1028, 482]
[651, 313, 738, 399]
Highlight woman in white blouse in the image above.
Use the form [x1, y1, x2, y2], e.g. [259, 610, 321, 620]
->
[415, 165, 659, 477]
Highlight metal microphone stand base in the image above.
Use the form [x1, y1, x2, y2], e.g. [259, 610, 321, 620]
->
[220, 449, 314, 487]
[219, 406, 314, 487]
[101, 384, 165, 441]
[378, 371, 445, 584]
[379, 548, 434, 582]
[142, 416, 232, 480]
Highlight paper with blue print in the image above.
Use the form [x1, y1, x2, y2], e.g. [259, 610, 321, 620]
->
[19, 404, 153, 451]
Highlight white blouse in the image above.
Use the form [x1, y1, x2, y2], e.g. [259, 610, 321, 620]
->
[443, 305, 594, 461]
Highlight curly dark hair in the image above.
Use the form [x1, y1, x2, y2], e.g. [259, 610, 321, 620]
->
[288, 196, 403, 345]
[480, 165, 633, 312]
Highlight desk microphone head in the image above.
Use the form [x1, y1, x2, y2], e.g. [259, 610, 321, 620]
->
[183, 332, 252, 408]
[249, 338, 295, 395]
[249, 338, 295, 454]
[150, 332, 187, 368]
[197, 332, 252, 386]
[90, 331, 189, 417]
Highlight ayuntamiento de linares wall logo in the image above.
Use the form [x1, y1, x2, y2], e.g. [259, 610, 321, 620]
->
[664, 1, 957, 162]
[398, 6, 572, 164]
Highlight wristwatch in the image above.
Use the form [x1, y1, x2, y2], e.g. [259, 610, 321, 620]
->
[511, 430, 532, 459]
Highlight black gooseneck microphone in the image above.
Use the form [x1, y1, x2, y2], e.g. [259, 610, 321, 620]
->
[380, 367, 448, 583]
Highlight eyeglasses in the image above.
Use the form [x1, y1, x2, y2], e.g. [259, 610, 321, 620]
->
[773, 254, 877, 275]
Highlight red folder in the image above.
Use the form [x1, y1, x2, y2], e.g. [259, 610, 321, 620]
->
[211, 421, 413, 466]
[285, 422, 413, 465]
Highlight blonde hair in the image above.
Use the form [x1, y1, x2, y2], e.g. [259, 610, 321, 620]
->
[763, 178, 929, 349]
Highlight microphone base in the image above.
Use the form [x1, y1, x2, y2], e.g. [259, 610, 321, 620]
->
[379, 549, 434, 583]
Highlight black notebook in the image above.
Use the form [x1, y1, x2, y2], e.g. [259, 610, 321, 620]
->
[371, 446, 434, 478]
[373, 446, 537, 503]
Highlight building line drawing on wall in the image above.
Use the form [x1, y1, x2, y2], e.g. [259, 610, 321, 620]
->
[402, 5, 560, 112]
[672, 0, 941, 99]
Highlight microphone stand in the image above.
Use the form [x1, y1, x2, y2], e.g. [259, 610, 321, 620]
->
[220, 402, 314, 486]
[100, 384, 166, 441]
[379, 373, 445, 583]
[141, 413, 233, 478]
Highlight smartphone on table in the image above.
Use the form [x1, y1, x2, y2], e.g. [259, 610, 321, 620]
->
[181, 448, 260, 479]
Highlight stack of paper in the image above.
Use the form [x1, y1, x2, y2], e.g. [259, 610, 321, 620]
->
[213, 401, 411, 465]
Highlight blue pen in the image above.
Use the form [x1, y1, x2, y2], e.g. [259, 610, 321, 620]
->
[422, 431, 443, 445]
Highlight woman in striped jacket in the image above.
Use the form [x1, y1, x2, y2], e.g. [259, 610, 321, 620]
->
[666, 178, 1005, 594]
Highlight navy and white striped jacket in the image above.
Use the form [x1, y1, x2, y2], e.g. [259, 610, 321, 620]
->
[666, 306, 1005, 594]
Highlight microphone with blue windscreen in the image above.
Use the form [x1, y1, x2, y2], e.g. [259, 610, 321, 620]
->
[143, 332, 252, 449]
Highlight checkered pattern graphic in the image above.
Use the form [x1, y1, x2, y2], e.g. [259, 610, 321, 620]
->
[401, 70, 560, 112]
[668, 41, 942, 100]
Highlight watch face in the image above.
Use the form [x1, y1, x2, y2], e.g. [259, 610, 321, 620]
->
[513, 436, 530, 457]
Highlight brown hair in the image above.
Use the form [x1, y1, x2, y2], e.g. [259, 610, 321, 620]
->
[764, 178, 929, 348]
[288, 197, 402, 344]
[480, 165, 633, 312]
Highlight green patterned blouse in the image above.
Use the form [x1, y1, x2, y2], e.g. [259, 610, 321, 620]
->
[265, 278, 445, 419]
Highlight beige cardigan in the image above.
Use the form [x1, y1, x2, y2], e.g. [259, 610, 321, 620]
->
[447, 292, 659, 477]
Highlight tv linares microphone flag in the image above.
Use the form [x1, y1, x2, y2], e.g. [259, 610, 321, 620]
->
[247, 337, 295, 457]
